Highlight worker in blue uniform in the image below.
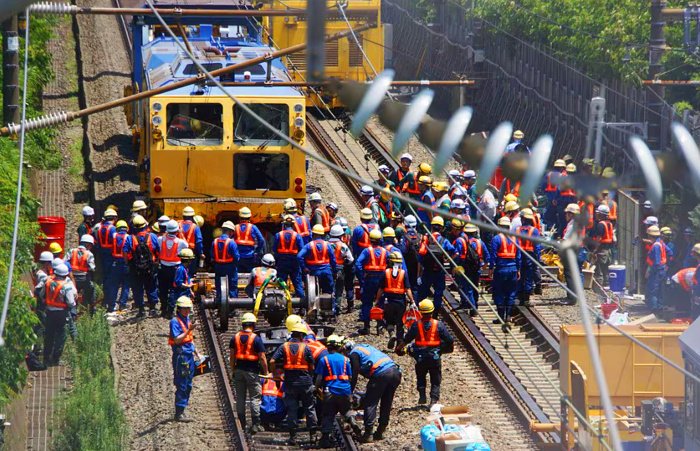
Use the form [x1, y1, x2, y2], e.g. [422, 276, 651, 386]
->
[269, 322, 318, 445]
[329, 224, 355, 315]
[233, 207, 266, 273]
[105, 220, 131, 313]
[382, 227, 408, 273]
[171, 249, 195, 313]
[351, 208, 379, 262]
[211, 221, 240, 300]
[646, 225, 668, 313]
[416, 176, 435, 225]
[449, 219, 473, 310]
[375, 251, 415, 349]
[123, 214, 160, 317]
[273, 214, 305, 299]
[555, 164, 578, 236]
[346, 339, 401, 443]
[158, 220, 189, 317]
[315, 334, 355, 448]
[465, 223, 490, 315]
[396, 300, 454, 407]
[169, 296, 198, 422]
[284, 198, 311, 245]
[489, 216, 521, 324]
[95, 208, 117, 284]
[260, 374, 286, 427]
[515, 208, 541, 307]
[355, 229, 389, 335]
[418, 216, 454, 316]
[399, 215, 422, 300]
[540, 159, 566, 229]
[178, 206, 204, 274]
[298, 224, 337, 299]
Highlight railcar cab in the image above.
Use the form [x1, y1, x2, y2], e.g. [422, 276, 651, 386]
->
[680, 319, 700, 451]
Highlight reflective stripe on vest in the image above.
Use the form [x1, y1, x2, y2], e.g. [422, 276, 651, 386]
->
[516, 227, 535, 252]
[283, 342, 309, 370]
[307, 241, 330, 265]
[647, 241, 667, 266]
[607, 201, 618, 221]
[384, 268, 406, 294]
[533, 214, 542, 232]
[496, 233, 516, 258]
[506, 179, 520, 196]
[136, 232, 157, 261]
[415, 319, 441, 347]
[358, 224, 372, 248]
[323, 356, 350, 381]
[254, 268, 272, 287]
[293, 215, 310, 237]
[303, 339, 327, 359]
[365, 247, 387, 272]
[161, 236, 181, 263]
[544, 172, 557, 192]
[600, 221, 614, 244]
[98, 224, 114, 248]
[405, 172, 421, 195]
[46, 276, 68, 309]
[468, 237, 483, 259]
[213, 238, 233, 263]
[179, 221, 196, 249]
[316, 208, 330, 233]
[277, 230, 299, 254]
[234, 331, 259, 361]
[168, 317, 193, 345]
[234, 224, 255, 246]
[456, 237, 468, 260]
[262, 379, 283, 397]
[112, 233, 127, 258]
[333, 242, 344, 265]
[677, 268, 695, 291]
[70, 249, 90, 272]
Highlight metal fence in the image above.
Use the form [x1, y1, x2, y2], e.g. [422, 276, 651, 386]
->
[617, 189, 643, 293]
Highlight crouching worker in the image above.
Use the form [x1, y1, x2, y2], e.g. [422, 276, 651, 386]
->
[169, 296, 198, 422]
[260, 374, 286, 428]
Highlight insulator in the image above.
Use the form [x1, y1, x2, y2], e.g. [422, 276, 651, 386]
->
[28, 2, 77, 15]
[7, 111, 69, 135]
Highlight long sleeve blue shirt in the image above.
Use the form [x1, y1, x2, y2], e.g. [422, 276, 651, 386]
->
[273, 228, 304, 260]
[180, 221, 204, 256]
[298, 239, 337, 274]
[210, 233, 240, 266]
[235, 223, 266, 259]
[489, 233, 521, 268]
[351, 223, 377, 258]
[355, 246, 390, 280]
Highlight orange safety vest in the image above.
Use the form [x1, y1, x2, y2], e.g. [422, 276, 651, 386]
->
[112, 233, 127, 259]
[404, 172, 421, 195]
[178, 220, 197, 249]
[333, 242, 345, 265]
[277, 230, 299, 255]
[307, 241, 330, 265]
[455, 237, 469, 260]
[315, 207, 330, 233]
[607, 200, 618, 221]
[533, 214, 542, 232]
[505, 179, 520, 196]
[357, 224, 372, 249]
[69, 249, 90, 272]
[415, 319, 441, 347]
[304, 339, 327, 359]
[496, 233, 516, 258]
[468, 237, 483, 259]
[168, 317, 193, 345]
[160, 236, 181, 262]
[365, 247, 388, 271]
[98, 223, 114, 248]
[384, 268, 406, 294]
[234, 224, 255, 246]
[45, 276, 69, 309]
[544, 172, 557, 192]
[599, 221, 614, 244]
[647, 241, 667, 266]
[234, 331, 259, 361]
[579, 202, 595, 229]
[213, 238, 234, 263]
[516, 226, 535, 252]
[254, 268, 272, 287]
[283, 342, 309, 370]
[676, 268, 695, 291]
[135, 232, 157, 261]
[293, 215, 310, 238]
[323, 356, 350, 381]
[262, 379, 283, 397]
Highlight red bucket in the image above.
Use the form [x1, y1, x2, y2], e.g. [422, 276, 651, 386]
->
[35, 216, 66, 259]
[369, 307, 384, 320]
[600, 302, 618, 319]
[354, 285, 361, 300]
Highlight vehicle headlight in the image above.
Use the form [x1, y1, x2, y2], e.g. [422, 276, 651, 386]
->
[152, 115, 162, 126]
[294, 103, 304, 113]
[152, 102, 162, 112]
[294, 117, 304, 128]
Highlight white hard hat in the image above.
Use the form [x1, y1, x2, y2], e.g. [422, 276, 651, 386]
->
[80, 234, 95, 245]
[158, 215, 170, 224]
[82, 206, 94, 216]
[166, 220, 180, 233]
[54, 264, 69, 277]
[452, 187, 467, 198]
[39, 251, 54, 262]
[360, 185, 374, 196]
[643, 216, 658, 226]
[261, 253, 276, 267]
[309, 192, 322, 202]
[400, 153, 413, 162]
[596, 204, 610, 215]
[330, 224, 344, 237]
[52, 258, 63, 269]
[337, 217, 348, 227]
[378, 164, 390, 174]
[451, 199, 466, 210]
[644, 200, 652, 208]
[326, 202, 338, 212]
[463, 170, 476, 178]
[404, 215, 417, 228]
[448, 169, 460, 178]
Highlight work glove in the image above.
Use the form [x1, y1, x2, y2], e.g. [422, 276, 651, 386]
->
[417, 277, 422, 286]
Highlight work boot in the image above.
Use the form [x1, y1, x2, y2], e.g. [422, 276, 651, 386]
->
[534, 284, 542, 295]
[357, 327, 370, 335]
[418, 392, 427, 405]
[309, 429, 319, 445]
[288, 431, 297, 445]
[373, 423, 387, 441]
[521, 293, 531, 307]
[174, 406, 194, 423]
[137, 306, 146, 318]
[319, 433, 334, 448]
[348, 416, 362, 436]
[387, 336, 397, 350]
[469, 308, 477, 317]
[360, 428, 374, 443]
[250, 422, 264, 434]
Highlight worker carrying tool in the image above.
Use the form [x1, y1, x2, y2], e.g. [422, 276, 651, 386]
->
[233, 207, 266, 273]
[212, 221, 240, 301]
[345, 339, 401, 443]
[489, 217, 521, 324]
[274, 214, 305, 299]
[355, 229, 389, 335]
[396, 300, 454, 408]
[269, 322, 318, 445]
[169, 296, 199, 423]
[229, 312, 268, 433]
[375, 251, 415, 349]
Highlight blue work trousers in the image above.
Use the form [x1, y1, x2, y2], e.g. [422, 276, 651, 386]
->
[360, 273, 383, 321]
[105, 261, 130, 311]
[237, 257, 256, 274]
[418, 269, 446, 314]
[277, 258, 304, 298]
[518, 256, 535, 294]
[131, 271, 158, 308]
[646, 267, 666, 310]
[493, 266, 518, 307]
[187, 258, 199, 277]
[544, 204, 558, 230]
[99, 251, 113, 285]
[309, 267, 334, 294]
[158, 265, 177, 307]
[214, 263, 238, 301]
[459, 272, 480, 309]
[172, 351, 195, 408]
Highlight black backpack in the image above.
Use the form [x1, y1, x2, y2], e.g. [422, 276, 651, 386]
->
[131, 234, 155, 277]
[426, 239, 445, 272]
[403, 232, 421, 278]
[463, 239, 482, 274]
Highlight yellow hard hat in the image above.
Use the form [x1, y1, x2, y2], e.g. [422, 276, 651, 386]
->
[382, 227, 396, 238]
[49, 242, 63, 254]
[565, 203, 580, 214]
[504, 201, 520, 212]
[566, 163, 577, 173]
[497, 216, 511, 226]
[194, 215, 204, 227]
[692, 243, 700, 255]
[132, 215, 147, 228]
[284, 199, 297, 213]
[239, 207, 252, 219]
[450, 219, 464, 229]
[553, 159, 566, 168]
[179, 248, 195, 259]
[176, 296, 193, 308]
[132, 200, 147, 212]
[418, 175, 433, 185]
[504, 193, 518, 203]
[464, 223, 478, 233]
[418, 163, 432, 174]
[432, 181, 448, 192]
[431, 216, 445, 227]
[419, 299, 434, 314]
[115, 220, 128, 229]
[151, 222, 161, 233]
[513, 130, 524, 139]
[520, 208, 534, 219]
[241, 312, 257, 324]
[291, 322, 308, 334]
[183, 206, 196, 216]
[312, 224, 325, 235]
[647, 225, 660, 236]
[360, 208, 373, 220]
[326, 334, 344, 347]
[660, 226, 672, 235]
[104, 208, 117, 218]
[389, 251, 403, 263]
[369, 229, 382, 241]
[286, 314, 302, 331]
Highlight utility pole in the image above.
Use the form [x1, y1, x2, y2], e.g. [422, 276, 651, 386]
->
[649, 0, 666, 150]
[2, 15, 19, 126]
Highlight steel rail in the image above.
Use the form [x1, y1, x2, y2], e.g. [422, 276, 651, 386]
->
[213, 80, 476, 87]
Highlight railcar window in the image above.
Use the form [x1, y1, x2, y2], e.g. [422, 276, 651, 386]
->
[220, 64, 265, 82]
[166, 103, 223, 146]
[182, 63, 223, 75]
[233, 153, 289, 191]
[234, 104, 289, 146]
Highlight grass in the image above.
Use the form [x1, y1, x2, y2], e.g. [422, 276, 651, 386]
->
[67, 137, 83, 180]
[51, 310, 129, 451]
